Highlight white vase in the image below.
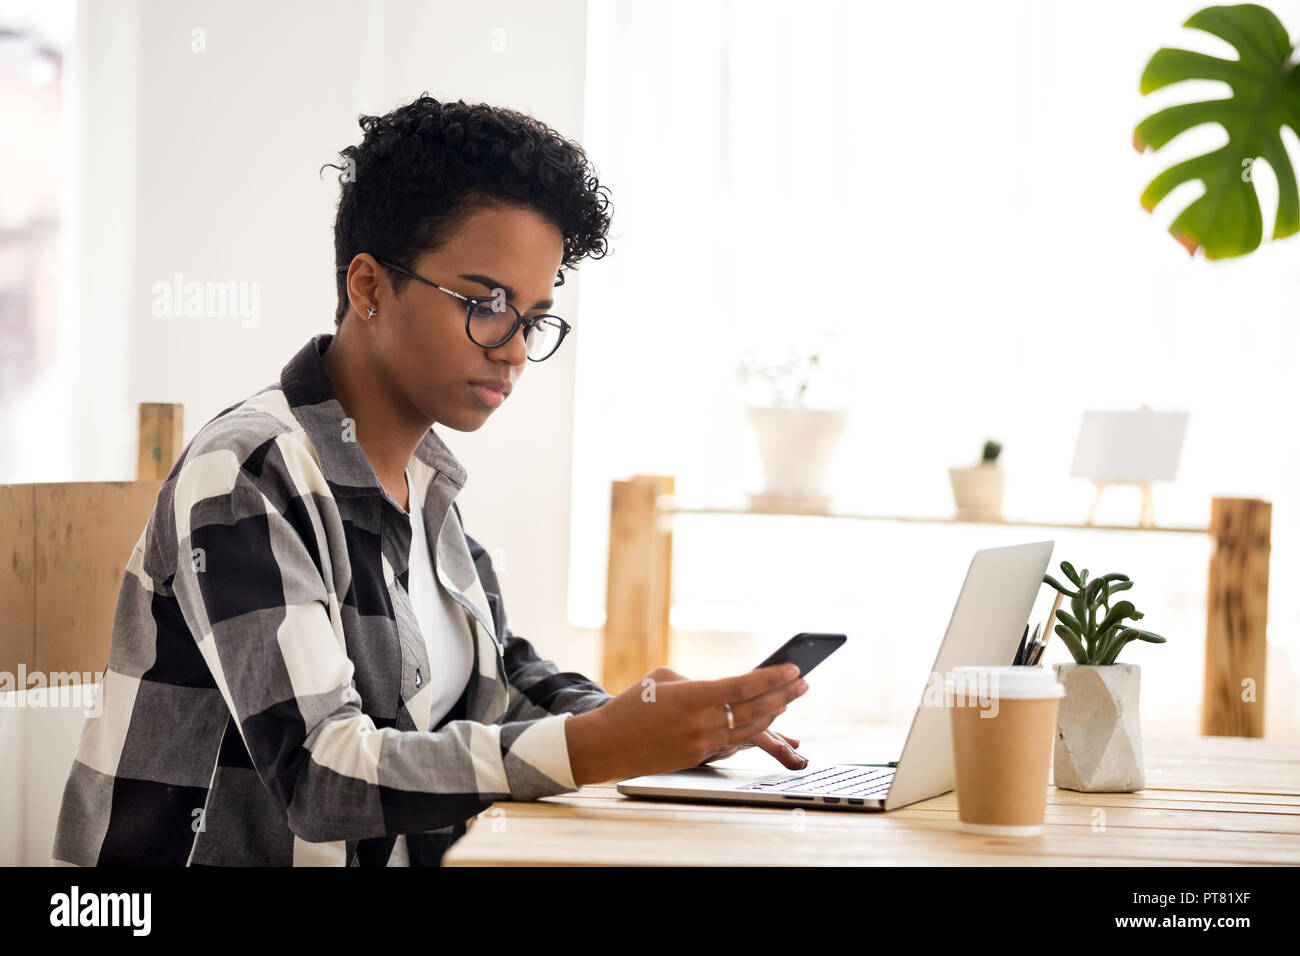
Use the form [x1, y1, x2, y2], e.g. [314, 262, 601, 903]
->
[745, 406, 847, 504]
[948, 463, 1004, 520]
[1052, 663, 1145, 792]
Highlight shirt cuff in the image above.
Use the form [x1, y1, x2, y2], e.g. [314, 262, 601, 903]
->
[517, 711, 579, 794]
[554, 711, 579, 791]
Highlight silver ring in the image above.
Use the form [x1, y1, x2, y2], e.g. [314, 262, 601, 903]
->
[723, 702, 734, 731]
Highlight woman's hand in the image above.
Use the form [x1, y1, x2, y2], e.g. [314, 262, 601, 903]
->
[565, 664, 810, 786]
[663, 666, 808, 768]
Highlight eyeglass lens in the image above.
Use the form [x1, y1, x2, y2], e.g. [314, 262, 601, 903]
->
[467, 300, 564, 360]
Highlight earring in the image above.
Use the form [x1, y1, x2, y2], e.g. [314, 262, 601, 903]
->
[365, 307, 377, 319]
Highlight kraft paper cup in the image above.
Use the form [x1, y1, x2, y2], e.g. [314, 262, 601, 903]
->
[945, 665, 1064, 837]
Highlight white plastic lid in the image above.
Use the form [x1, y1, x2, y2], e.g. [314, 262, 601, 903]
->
[943, 665, 1065, 701]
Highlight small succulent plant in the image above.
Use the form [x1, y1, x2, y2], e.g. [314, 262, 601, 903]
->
[1043, 561, 1167, 665]
[738, 348, 822, 408]
[981, 440, 1002, 464]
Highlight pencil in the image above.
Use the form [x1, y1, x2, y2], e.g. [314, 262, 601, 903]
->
[1032, 591, 1065, 665]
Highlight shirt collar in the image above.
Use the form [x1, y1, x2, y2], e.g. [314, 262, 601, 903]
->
[279, 332, 468, 495]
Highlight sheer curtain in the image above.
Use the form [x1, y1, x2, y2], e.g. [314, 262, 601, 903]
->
[572, 0, 1300, 737]
[0, 0, 76, 484]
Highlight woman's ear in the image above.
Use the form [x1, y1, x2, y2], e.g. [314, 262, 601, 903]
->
[343, 254, 386, 324]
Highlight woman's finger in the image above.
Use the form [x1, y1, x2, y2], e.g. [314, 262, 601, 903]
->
[753, 729, 808, 768]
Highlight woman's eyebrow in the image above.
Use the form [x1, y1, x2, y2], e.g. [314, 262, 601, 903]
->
[458, 273, 554, 310]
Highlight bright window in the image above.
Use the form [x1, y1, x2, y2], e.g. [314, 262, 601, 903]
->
[570, 0, 1298, 734]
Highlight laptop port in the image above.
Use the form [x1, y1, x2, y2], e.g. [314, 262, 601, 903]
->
[781, 795, 815, 801]
[848, 798, 865, 805]
[822, 797, 841, 803]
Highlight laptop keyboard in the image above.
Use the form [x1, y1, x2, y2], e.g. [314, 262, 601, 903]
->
[737, 765, 895, 798]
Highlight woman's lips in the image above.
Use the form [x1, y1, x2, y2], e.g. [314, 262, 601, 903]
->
[468, 381, 506, 409]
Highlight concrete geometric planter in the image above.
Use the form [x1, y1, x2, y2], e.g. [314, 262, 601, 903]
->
[1052, 663, 1145, 792]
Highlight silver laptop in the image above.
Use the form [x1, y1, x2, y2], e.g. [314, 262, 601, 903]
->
[617, 540, 1054, 812]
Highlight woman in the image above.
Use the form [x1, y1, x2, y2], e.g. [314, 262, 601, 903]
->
[51, 95, 809, 867]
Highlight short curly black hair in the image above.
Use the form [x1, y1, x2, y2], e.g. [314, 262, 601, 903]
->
[324, 95, 613, 329]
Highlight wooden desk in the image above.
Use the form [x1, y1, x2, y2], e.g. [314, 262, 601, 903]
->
[444, 728, 1300, 866]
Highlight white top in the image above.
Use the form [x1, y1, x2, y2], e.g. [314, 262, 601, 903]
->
[389, 468, 476, 866]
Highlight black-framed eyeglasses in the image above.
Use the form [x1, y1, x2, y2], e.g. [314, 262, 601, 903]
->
[335, 259, 571, 362]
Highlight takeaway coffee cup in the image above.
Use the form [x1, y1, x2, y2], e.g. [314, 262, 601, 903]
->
[945, 665, 1064, 836]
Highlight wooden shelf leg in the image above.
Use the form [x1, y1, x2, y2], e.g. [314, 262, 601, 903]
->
[1202, 497, 1270, 737]
[603, 475, 674, 694]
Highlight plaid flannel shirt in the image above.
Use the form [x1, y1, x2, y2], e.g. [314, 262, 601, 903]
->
[51, 332, 613, 867]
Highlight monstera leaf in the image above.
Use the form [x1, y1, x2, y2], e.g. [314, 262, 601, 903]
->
[1135, 4, 1300, 259]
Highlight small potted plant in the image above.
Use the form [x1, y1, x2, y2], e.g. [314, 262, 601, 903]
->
[737, 346, 847, 508]
[1042, 560, 1167, 792]
[949, 439, 1004, 521]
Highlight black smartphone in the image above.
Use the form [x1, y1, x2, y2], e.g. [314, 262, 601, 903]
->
[755, 633, 846, 678]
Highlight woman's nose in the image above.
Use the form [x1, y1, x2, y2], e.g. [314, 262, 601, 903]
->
[489, 323, 529, 366]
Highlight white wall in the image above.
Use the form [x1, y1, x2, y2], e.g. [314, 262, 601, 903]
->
[129, 0, 603, 678]
[4, 0, 602, 866]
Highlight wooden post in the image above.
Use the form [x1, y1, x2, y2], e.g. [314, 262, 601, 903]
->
[1202, 497, 1270, 737]
[603, 475, 674, 695]
[636, 474, 675, 684]
[136, 402, 184, 480]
